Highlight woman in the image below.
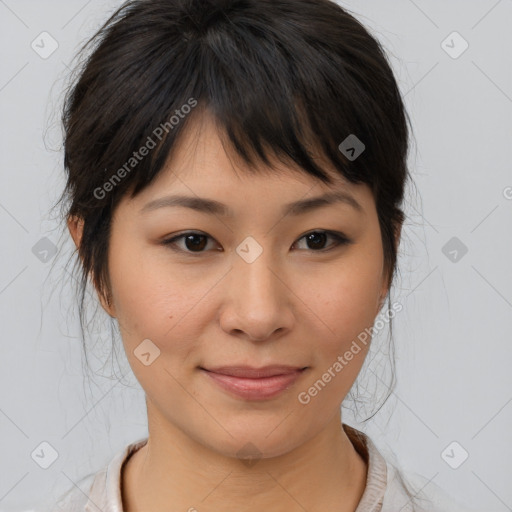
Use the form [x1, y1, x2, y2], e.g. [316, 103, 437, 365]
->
[51, 0, 471, 510]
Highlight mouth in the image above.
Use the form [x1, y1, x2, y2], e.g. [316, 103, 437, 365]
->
[200, 365, 309, 378]
[199, 365, 309, 401]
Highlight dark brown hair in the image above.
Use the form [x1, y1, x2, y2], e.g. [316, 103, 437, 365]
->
[51, 0, 430, 508]
[54, 0, 414, 405]
[55, 0, 416, 406]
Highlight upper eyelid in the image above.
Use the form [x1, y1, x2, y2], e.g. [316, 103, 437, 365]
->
[163, 229, 350, 251]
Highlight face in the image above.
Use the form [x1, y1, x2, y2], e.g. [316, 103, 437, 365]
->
[72, 114, 392, 460]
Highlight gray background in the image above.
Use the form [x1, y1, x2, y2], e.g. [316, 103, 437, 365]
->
[1, 0, 511, 510]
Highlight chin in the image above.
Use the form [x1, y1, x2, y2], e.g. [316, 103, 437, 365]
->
[197, 419, 304, 462]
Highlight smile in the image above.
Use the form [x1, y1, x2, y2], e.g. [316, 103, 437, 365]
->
[199, 367, 308, 400]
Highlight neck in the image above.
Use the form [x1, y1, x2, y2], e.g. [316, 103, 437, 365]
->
[122, 412, 368, 512]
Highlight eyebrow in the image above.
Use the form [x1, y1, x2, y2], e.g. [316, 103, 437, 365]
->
[140, 190, 364, 217]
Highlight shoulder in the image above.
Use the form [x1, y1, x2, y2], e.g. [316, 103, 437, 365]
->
[343, 424, 476, 512]
[44, 471, 98, 512]
[44, 438, 148, 512]
[383, 463, 476, 512]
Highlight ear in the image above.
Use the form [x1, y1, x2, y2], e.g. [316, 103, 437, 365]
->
[67, 215, 84, 253]
[393, 221, 402, 253]
[377, 220, 403, 312]
[67, 215, 116, 318]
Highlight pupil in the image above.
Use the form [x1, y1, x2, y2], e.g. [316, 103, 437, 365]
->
[307, 232, 326, 250]
[185, 234, 207, 251]
[182, 232, 328, 252]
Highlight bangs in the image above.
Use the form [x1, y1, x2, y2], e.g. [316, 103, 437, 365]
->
[63, 0, 400, 205]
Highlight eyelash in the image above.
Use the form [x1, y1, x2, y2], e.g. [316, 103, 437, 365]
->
[160, 230, 352, 255]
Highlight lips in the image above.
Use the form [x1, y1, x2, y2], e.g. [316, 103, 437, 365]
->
[200, 365, 309, 400]
[200, 365, 307, 378]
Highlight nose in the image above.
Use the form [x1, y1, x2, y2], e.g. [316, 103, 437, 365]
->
[218, 250, 294, 342]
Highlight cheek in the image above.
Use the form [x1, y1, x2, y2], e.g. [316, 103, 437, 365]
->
[310, 254, 383, 339]
[295, 270, 382, 408]
[108, 242, 213, 362]
[301, 242, 384, 383]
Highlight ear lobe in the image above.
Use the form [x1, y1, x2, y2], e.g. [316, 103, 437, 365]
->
[98, 288, 116, 318]
[376, 291, 386, 313]
[67, 215, 116, 318]
[68, 215, 84, 251]
[378, 221, 403, 313]
[394, 222, 403, 252]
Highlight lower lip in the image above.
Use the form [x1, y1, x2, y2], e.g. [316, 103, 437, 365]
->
[200, 368, 307, 400]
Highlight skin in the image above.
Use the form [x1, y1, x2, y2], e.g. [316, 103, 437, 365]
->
[68, 112, 401, 512]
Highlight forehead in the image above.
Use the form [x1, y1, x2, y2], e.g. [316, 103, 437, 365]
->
[119, 111, 373, 216]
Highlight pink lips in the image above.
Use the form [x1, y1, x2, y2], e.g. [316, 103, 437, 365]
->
[200, 365, 307, 400]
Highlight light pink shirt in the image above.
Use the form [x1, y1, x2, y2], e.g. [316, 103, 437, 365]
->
[49, 424, 472, 511]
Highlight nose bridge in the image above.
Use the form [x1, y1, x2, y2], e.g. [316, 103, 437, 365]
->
[233, 241, 283, 307]
[220, 239, 292, 340]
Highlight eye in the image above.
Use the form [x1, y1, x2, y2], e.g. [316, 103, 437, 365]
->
[292, 230, 351, 252]
[161, 230, 352, 255]
[161, 232, 218, 254]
